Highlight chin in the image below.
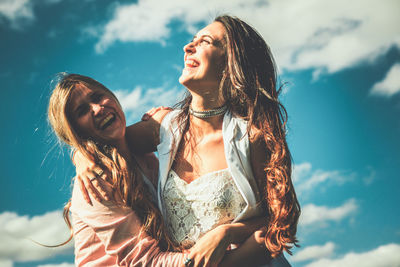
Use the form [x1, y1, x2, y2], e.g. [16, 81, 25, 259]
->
[179, 79, 191, 88]
[179, 72, 190, 84]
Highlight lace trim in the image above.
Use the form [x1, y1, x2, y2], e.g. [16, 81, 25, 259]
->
[163, 169, 246, 248]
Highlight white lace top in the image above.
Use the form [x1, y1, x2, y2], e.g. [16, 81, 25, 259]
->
[162, 168, 247, 248]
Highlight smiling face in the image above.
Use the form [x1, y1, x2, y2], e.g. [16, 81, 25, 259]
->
[67, 83, 126, 146]
[179, 22, 226, 91]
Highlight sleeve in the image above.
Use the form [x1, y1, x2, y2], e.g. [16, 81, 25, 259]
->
[70, 179, 185, 266]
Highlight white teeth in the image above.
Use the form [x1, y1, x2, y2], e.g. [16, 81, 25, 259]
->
[186, 59, 199, 67]
[99, 114, 114, 129]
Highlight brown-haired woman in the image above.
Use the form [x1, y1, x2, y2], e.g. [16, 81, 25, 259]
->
[77, 14, 300, 266]
[173, 15, 301, 258]
[49, 73, 268, 266]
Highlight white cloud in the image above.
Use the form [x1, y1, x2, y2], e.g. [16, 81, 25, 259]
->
[0, 0, 34, 29]
[0, 210, 73, 263]
[370, 63, 400, 97]
[37, 263, 75, 267]
[0, 259, 13, 267]
[300, 199, 357, 226]
[0, 0, 62, 29]
[113, 86, 184, 124]
[292, 242, 335, 262]
[94, 0, 400, 75]
[305, 243, 400, 267]
[293, 162, 353, 195]
[292, 162, 312, 182]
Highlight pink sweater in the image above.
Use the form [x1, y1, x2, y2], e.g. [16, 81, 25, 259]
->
[69, 179, 185, 266]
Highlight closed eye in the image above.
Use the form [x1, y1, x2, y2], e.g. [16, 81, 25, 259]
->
[200, 38, 211, 45]
[76, 104, 89, 117]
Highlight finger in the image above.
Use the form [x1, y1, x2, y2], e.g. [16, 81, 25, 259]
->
[183, 254, 193, 267]
[77, 176, 92, 205]
[147, 107, 159, 115]
[92, 169, 112, 201]
[157, 106, 172, 111]
[84, 172, 103, 202]
[91, 177, 111, 201]
[193, 256, 204, 267]
[91, 169, 113, 201]
[148, 106, 170, 116]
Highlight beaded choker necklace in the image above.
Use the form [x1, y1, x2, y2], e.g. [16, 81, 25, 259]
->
[189, 105, 228, 118]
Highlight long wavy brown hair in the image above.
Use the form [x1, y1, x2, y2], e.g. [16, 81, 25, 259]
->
[176, 15, 300, 257]
[48, 73, 176, 250]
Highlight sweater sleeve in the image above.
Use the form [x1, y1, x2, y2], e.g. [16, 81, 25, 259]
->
[69, 179, 185, 266]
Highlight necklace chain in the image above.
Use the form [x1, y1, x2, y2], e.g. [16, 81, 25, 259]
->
[189, 105, 228, 118]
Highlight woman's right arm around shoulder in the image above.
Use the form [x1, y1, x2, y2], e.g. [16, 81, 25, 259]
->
[71, 178, 186, 266]
[125, 109, 171, 154]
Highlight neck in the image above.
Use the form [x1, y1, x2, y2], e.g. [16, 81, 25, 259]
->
[190, 90, 225, 111]
[189, 98, 226, 135]
[189, 113, 224, 134]
[184, 85, 226, 134]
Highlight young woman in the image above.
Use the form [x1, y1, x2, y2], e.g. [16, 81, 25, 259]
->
[49, 73, 267, 266]
[77, 15, 300, 266]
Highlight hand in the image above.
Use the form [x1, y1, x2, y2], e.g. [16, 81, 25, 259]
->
[73, 150, 111, 205]
[141, 106, 172, 121]
[183, 224, 231, 267]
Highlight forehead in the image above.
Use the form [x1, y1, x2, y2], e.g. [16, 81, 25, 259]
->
[196, 21, 226, 40]
[69, 84, 93, 105]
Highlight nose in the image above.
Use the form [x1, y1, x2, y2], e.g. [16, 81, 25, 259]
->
[183, 40, 195, 54]
[91, 103, 103, 116]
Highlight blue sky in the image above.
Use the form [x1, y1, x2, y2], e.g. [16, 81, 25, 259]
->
[1, 0, 399, 266]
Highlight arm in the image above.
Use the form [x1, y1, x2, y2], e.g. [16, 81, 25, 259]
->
[70, 178, 186, 266]
[220, 228, 271, 267]
[185, 217, 266, 267]
[125, 109, 171, 154]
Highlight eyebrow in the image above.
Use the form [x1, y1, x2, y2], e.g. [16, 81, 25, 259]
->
[193, 34, 215, 41]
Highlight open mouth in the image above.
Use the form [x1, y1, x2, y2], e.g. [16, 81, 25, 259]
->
[185, 59, 199, 68]
[99, 113, 116, 130]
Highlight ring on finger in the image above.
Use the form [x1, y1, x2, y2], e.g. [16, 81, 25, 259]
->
[184, 257, 193, 266]
[96, 170, 104, 177]
[90, 176, 97, 181]
[94, 168, 104, 177]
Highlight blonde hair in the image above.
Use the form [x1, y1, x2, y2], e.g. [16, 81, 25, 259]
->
[48, 73, 177, 250]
